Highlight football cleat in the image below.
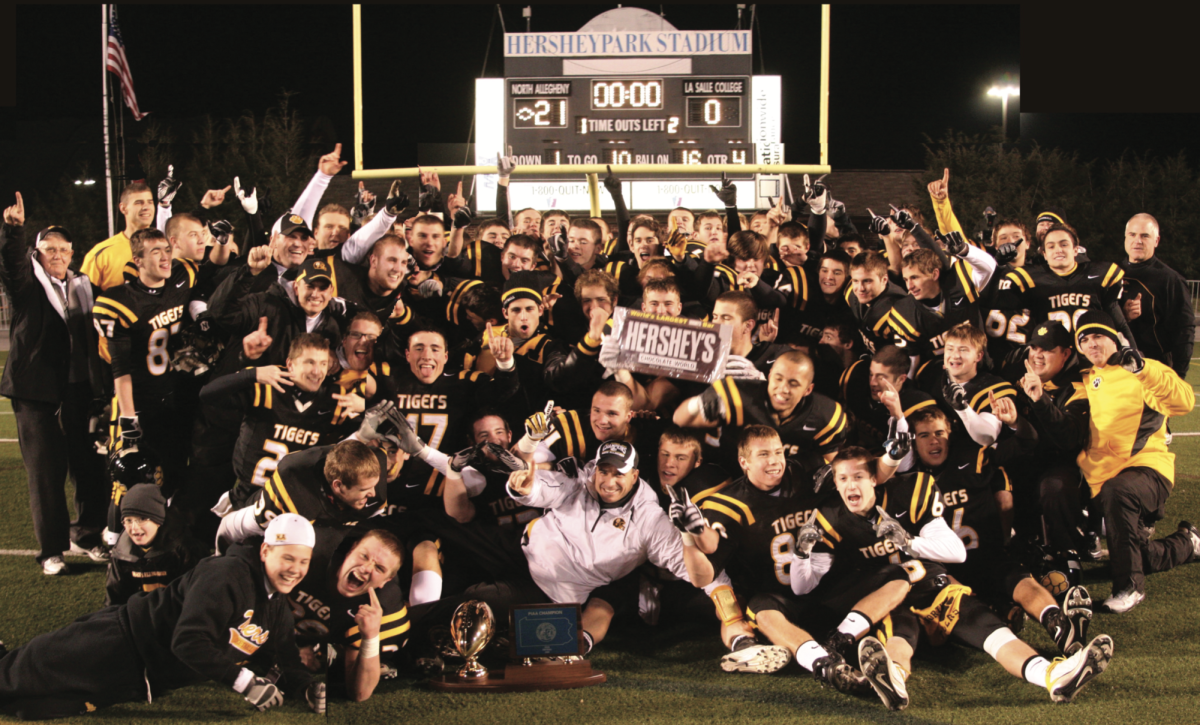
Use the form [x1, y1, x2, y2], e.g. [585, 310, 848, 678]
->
[1102, 588, 1145, 614]
[1046, 634, 1114, 703]
[720, 643, 791, 674]
[824, 631, 860, 668]
[1179, 521, 1200, 560]
[811, 651, 869, 695]
[1062, 586, 1092, 655]
[858, 636, 909, 711]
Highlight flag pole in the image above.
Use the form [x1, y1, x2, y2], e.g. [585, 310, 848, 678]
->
[102, 4, 115, 237]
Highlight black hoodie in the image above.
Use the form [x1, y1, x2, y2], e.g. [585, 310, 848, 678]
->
[120, 542, 311, 694]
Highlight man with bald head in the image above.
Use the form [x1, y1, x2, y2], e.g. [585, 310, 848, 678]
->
[674, 350, 850, 474]
[1119, 213, 1194, 379]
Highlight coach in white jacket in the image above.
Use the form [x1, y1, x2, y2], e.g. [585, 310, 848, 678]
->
[497, 441, 692, 652]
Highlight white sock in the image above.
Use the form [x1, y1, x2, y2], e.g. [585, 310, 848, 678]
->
[837, 611, 871, 639]
[795, 640, 829, 671]
[1023, 656, 1051, 687]
[409, 570, 442, 605]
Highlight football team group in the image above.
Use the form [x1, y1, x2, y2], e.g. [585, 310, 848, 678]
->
[0, 145, 1197, 718]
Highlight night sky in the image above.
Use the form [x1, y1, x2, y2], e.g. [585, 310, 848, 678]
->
[4, 3, 1198, 199]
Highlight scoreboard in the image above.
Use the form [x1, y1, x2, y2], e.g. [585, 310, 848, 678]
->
[507, 76, 754, 167]
[474, 8, 784, 212]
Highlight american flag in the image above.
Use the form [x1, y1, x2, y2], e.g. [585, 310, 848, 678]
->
[106, 6, 148, 120]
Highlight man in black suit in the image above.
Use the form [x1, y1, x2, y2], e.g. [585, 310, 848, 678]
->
[0, 193, 110, 575]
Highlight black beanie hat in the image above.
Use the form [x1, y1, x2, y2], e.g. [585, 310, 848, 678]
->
[121, 483, 167, 525]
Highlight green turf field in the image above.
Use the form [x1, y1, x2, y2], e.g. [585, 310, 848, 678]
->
[1, 350, 1198, 722]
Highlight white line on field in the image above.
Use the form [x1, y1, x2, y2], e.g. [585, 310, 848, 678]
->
[0, 550, 39, 556]
[0, 439, 17, 443]
[1171, 432, 1200, 437]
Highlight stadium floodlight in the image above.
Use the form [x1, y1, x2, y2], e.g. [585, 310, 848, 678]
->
[987, 84, 1019, 139]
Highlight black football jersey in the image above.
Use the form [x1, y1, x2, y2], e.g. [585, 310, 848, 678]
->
[699, 377, 849, 470]
[229, 373, 362, 488]
[286, 527, 410, 654]
[387, 367, 519, 512]
[838, 359, 938, 450]
[811, 471, 944, 574]
[982, 263, 1035, 370]
[93, 259, 199, 408]
[251, 444, 388, 527]
[918, 366, 1018, 447]
[998, 259, 1124, 335]
[464, 465, 544, 530]
[918, 445, 1011, 559]
[849, 285, 907, 355]
[698, 467, 831, 597]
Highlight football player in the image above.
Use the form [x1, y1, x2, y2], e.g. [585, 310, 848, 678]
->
[919, 322, 1017, 448]
[793, 447, 1115, 709]
[847, 251, 907, 354]
[673, 350, 849, 474]
[910, 405, 1095, 655]
[216, 438, 388, 549]
[93, 228, 201, 493]
[838, 344, 936, 454]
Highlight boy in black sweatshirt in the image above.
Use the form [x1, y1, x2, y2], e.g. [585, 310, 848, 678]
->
[105, 484, 209, 606]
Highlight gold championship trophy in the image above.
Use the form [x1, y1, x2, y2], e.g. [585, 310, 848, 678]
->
[429, 601, 606, 692]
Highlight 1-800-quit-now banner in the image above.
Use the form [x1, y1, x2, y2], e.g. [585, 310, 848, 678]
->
[609, 307, 732, 384]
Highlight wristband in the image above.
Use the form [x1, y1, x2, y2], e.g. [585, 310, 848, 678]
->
[680, 531, 695, 547]
[495, 355, 516, 372]
[360, 636, 380, 659]
[686, 397, 704, 419]
[517, 434, 538, 455]
[881, 452, 903, 468]
[233, 667, 255, 694]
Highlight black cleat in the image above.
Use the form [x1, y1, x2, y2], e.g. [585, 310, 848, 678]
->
[811, 651, 869, 695]
[1062, 585, 1092, 655]
[858, 636, 909, 711]
[824, 630, 860, 669]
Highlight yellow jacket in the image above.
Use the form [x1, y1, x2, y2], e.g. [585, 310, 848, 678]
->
[1075, 358, 1194, 493]
[79, 232, 132, 291]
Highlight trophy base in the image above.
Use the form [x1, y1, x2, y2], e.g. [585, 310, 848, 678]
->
[429, 659, 606, 693]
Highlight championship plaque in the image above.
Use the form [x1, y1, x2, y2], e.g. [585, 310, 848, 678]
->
[428, 602, 606, 693]
[608, 307, 732, 383]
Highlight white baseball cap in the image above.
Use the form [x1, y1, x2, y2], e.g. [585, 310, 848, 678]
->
[264, 513, 315, 549]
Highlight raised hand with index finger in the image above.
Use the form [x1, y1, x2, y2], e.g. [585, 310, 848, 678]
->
[319, 143, 347, 176]
[3, 192, 24, 226]
[1021, 359, 1043, 402]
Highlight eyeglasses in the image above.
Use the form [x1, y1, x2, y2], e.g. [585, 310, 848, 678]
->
[41, 248, 72, 258]
[346, 332, 379, 342]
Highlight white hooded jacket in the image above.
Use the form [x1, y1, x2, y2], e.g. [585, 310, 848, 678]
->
[508, 459, 691, 604]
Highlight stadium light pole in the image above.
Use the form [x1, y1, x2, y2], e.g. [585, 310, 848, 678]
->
[988, 84, 1019, 139]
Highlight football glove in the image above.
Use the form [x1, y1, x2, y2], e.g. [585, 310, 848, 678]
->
[795, 516, 823, 559]
[358, 401, 407, 446]
[524, 401, 555, 441]
[451, 205, 473, 232]
[233, 177, 258, 216]
[418, 182, 441, 213]
[1108, 346, 1145, 374]
[497, 151, 518, 180]
[939, 230, 969, 258]
[802, 173, 829, 215]
[208, 219, 234, 246]
[305, 681, 326, 715]
[866, 208, 891, 236]
[666, 485, 707, 545]
[242, 676, 283, 712]
[1003, 344, 1031, 371]
[392, 412, 426, 456]
[485, 442, 528, 472]
[874, 506, 912, 553]
[812, 464, 833, 494]
[598, 332, 621, 373]
[449, 444, 482, 473]
[943, 380, 969, 411]
[689, 391, 727, 425]
[881, 431, 913, 467]
[118, 416, 141, 446]
[384, 180, 408, 216]
[723, 355, 766, 381]
[157, 164, 181, 207]
[548, 230, 568, 261]
[710, 172, 737, 207]
[888, 204, 916, 231]
[994, 242, 1019, 265]
[416, 278, 444, 299]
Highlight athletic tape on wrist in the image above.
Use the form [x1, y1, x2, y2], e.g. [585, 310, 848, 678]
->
[361, 636, 380, 660]
[517, 435, 538, 454]
[680, 531, 695, 547]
